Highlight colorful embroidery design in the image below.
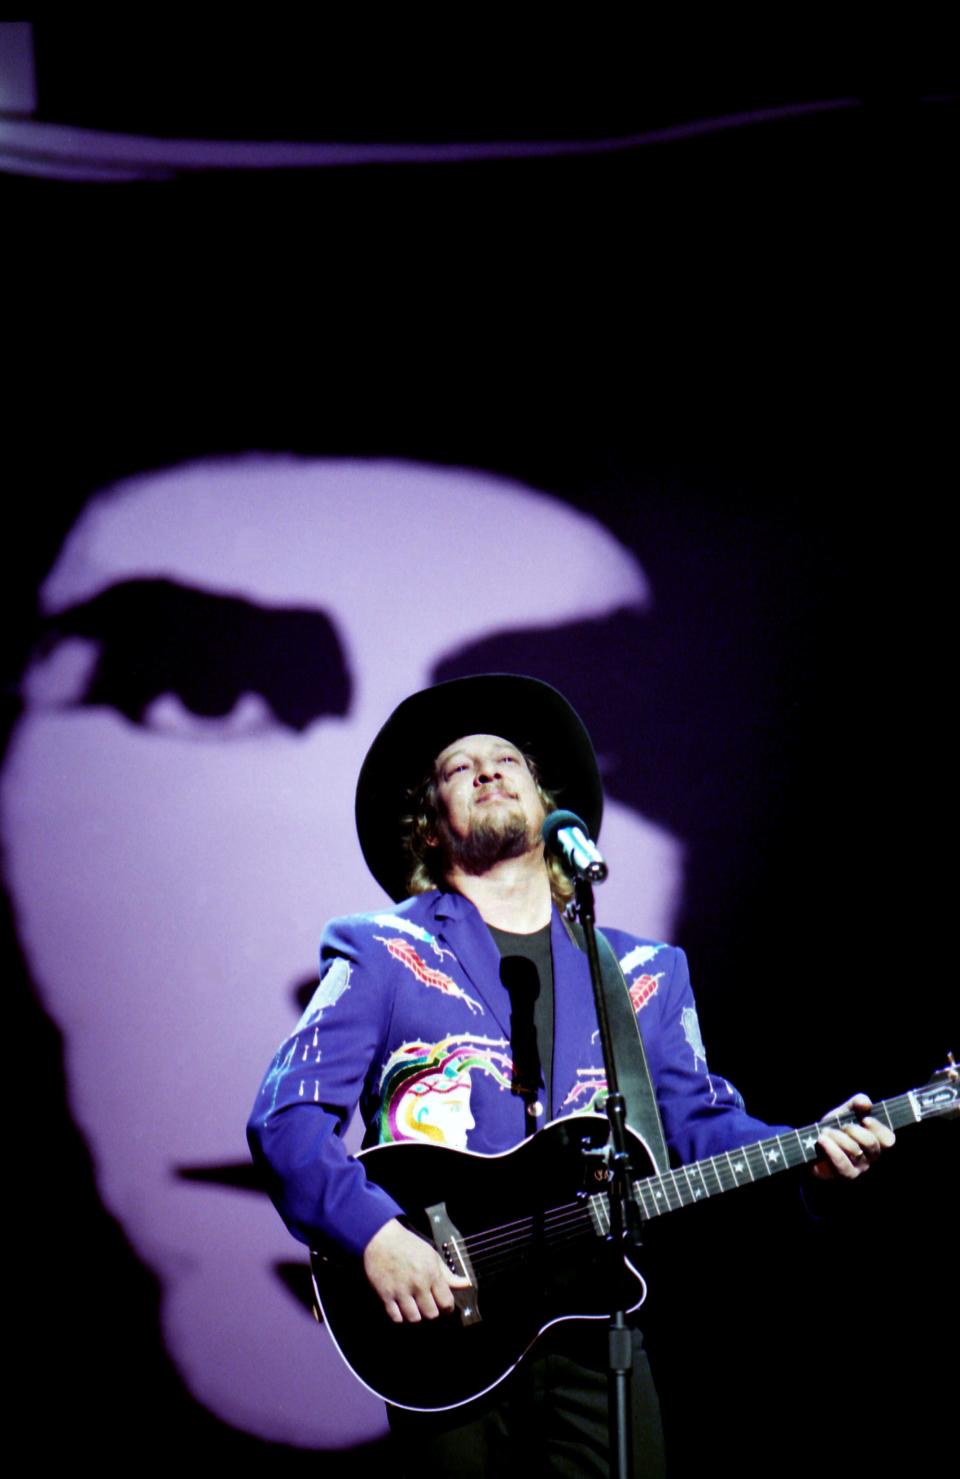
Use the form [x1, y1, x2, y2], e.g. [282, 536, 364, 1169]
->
[378, 1033, 514, 1147]
[561, 1068, 608, 1114]
[681, 1004, 707, 1069]
[296, 959, 352, 1029]
[374, 935, 484, 1015]
[263, 1040, 297, 1115]
[370, 914, 455, 962]
[618, 943, 664, 975]
[627, 972, 663, 1012]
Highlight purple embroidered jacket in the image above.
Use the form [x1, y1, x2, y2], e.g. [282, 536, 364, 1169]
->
[248, 890, 784, 1259]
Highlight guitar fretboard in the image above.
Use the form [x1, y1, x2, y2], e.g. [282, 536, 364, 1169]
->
[592, 1081, 954, 1228]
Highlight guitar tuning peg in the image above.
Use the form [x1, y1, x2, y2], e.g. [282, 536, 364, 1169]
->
[931, 1051, 957, 1082]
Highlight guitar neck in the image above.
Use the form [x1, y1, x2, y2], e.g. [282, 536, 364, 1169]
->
[626, 1078, 956, 1222]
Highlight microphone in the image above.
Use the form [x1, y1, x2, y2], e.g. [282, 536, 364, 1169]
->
[541, 810, 609, 883]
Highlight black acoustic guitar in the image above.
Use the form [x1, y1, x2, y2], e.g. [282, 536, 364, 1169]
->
[310, 1064, 957, 1412]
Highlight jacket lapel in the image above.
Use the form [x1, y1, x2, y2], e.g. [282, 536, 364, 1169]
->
[422, 893, 601, 1051]
[425, 892, 513, 1037]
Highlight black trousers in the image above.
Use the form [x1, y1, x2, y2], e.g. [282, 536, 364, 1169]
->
[387, 1322, 666, 1478]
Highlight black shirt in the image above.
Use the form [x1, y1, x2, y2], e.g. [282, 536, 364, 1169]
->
[487, 921, 554, 1129]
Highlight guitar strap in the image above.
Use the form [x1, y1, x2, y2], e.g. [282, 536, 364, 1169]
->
[565, 917, 671, 1176]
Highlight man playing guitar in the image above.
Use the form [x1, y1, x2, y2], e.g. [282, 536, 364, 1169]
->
[249, 674, 896, 1476]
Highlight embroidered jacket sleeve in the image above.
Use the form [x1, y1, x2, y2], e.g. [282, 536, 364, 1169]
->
[247, 916, 405, 1259]
[605, 930, 790, 1162]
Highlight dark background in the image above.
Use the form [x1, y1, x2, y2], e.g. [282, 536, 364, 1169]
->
[4, 34, 956, 1472]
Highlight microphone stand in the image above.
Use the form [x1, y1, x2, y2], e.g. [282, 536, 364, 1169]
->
[571, 873, 642, 1479]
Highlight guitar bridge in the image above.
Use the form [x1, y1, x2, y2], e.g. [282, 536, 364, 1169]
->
[425, 1201, 481, 1326]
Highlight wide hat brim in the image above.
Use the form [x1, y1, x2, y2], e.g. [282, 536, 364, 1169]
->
[355, 673, 603, 901]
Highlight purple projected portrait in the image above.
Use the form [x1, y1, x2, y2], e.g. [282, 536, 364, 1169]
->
[1, 457, 681, 1447]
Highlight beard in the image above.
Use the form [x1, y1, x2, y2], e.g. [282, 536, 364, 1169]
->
[437, 803, 538, 876]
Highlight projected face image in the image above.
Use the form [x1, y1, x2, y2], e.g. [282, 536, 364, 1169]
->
[1, 457, 682, 1447]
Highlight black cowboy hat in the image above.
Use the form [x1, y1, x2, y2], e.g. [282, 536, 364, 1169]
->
[355, 673, 603, 901]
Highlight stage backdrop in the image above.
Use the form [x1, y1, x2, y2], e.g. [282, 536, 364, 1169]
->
[4, 84, 954, 1473]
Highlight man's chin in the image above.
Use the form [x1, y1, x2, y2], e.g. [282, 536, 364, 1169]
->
[442, 810, 533, 875]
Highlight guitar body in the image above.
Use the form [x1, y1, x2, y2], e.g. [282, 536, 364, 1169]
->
[311, 1115, 650, 1411]
[309, 1062, 957, 1411]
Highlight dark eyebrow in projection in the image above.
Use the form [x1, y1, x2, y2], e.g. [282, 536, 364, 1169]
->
[431, 605, 722, 843]
[40, 578, 351, 731]
[431, 608, 660, 811]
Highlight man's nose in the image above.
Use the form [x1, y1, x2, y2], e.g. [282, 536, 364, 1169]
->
[475, 765, 500, 785]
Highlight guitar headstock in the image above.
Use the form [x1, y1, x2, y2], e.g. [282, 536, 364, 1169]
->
[913, 1051, 960, 1121]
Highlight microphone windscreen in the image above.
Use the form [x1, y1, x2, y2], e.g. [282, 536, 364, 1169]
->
[541, 809, 589, 849]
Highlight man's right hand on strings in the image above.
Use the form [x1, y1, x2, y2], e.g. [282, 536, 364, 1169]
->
[363, 1217, 471, 1324]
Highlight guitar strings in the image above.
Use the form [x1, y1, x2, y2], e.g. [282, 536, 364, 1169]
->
[454, 1125, 864, 1272]
[463, 1200, 588, 1252]
[436, 1093, 922, 1280]
[462, 1201, 597, 1277]
[467, 1217, 599, 1281]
